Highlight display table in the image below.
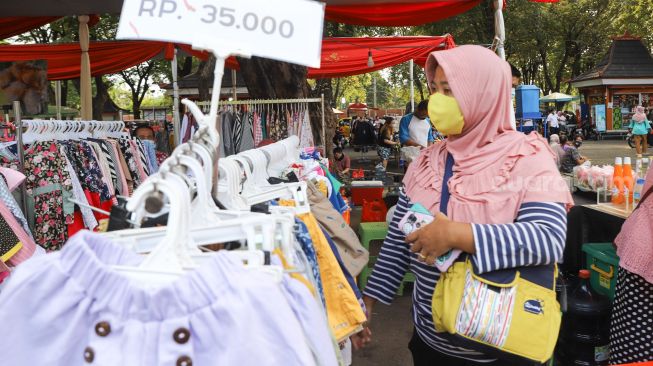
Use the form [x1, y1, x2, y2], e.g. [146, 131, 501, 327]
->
[563, 204, 627, 275]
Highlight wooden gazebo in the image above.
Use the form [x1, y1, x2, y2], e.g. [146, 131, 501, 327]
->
[571, 34, 653, 133]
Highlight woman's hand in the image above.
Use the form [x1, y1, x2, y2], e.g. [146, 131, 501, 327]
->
[351, 296, 376, 350]
[406, 213, 475, 265]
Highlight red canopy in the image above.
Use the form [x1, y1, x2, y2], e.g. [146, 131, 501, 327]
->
[307, 35, 455, 79]
[0, 16, 61, 40]
[0, 36, 452, 80]
[326, 1, 481, 26]
[0, 41, 238, 80]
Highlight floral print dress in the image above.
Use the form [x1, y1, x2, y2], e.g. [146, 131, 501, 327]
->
[23, 141, 74, 251]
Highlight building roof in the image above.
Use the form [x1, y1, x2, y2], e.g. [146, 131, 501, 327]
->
[571, 35, 653, 84]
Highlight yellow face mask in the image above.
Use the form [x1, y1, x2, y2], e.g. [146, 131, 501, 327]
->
[428, 93, 465, 136]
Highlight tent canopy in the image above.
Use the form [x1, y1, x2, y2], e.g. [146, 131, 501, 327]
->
[540, 92, 576, 103]
[0, 35, 453, 80]
[0, 1, 556, 25]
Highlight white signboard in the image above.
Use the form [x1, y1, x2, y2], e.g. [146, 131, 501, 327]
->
[117, 0, 324, 68]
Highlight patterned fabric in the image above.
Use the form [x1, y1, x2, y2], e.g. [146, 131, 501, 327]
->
[254, 112, 263, 147]
[377, 146, 392, 160]
[97, 140, 118, 190]
[141, 140, 159, 174]
[133, 138, 150, 177]
[61, 151, 98, 231]
[23, 141, 74, 251]
[233, 110, 244, 154]
[609, 267, 653, 364]
[118, 138, 142, 188]
[299, 109, 314, 148]
[295, 218, 325, 306]
[61, 141, 111, 201]
[0, 175, 32, 239]
[0, 215, 21, 262]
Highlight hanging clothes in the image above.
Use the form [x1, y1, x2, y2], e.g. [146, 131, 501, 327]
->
[0, 231, 331, 366]
[180, 112, 198, 144]
[238, 112, 256, 153]
[299, 109, 315, 148]
[253, 111, 264, 147]
[220, 111, 236, 157]
[232, 109, 245, 154]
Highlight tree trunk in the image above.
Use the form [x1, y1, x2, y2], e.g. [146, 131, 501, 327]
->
[61, 80, 68, 107]
[92, 76, 111, 121]
[414, 66, 426, 101]
[237, 56, 336, 156]
[197, 57, 216, 102]
[132, 91, 142, 119]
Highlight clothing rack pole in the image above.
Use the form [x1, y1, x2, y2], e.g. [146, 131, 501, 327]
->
[13, 100, 28, 219]
[321, 93, 326, 151]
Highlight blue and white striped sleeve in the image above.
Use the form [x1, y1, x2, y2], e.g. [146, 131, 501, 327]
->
[471, 202, 567, 274]
[362, 192, 412, 305]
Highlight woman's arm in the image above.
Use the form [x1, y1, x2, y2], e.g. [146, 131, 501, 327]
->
[362, 192, 413, 305]
[408, 202, 566, 273]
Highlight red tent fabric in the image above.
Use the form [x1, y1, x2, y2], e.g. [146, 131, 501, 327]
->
[0, 41, 240, 80]
[307, 35, 455, 79]
[326, 1, 482, 26]
[0, 36, 452, 80]
[0, 16, 61, 40]
[325, 0, 558, 26]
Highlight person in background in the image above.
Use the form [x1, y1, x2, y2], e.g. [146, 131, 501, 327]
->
[557, 111, 567, 134]
[361, 45, 572, 365]
[134, 125, 168, 165]
[609, 162, 653, 364]
[399, 100, 435, 149]
[509, 63, 522, 130]
[546, 109, 560, 136]
[559, 134, 587, 174]
[549, 134, 565, 169]
[331, 147, 351, 181]
[376, 117, 400, 171]
[628, 105, 652, 157]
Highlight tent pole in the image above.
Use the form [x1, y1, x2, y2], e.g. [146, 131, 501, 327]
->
[231, 69, 238, 101]
[321, 93, 326, 151]
[494, 0, 506, 60]
[171, 48, 181, 148]
[409, 59, 415, 112]
[55, 80, 62, 120]
[78, 15, 92, 120]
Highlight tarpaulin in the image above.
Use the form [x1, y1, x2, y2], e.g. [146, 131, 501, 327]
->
[307, 35, 455, 79]
[326, 1, 482, 26]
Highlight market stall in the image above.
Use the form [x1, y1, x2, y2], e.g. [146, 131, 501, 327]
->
[571, 35, 653, 136]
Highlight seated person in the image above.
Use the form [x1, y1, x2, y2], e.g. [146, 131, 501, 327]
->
[331, 147, 351, 181]
[560, 134, 587, 174]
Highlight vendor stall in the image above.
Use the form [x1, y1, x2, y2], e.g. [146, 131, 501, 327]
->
[571, 35, 653, 136]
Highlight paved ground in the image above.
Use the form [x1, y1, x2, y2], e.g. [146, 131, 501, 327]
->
[346, 138, 639, 366]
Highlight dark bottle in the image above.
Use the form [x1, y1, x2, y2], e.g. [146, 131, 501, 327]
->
[555, 270, 611, 366]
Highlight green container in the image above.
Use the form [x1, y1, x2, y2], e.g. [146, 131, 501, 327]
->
[582, 243, 620, 301]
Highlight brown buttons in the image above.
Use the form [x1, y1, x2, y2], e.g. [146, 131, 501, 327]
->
[83, 347, 95, 363]
[173, 328, 191, 344]
[95, 321, 111, 337]
[176, 355, 192, 366]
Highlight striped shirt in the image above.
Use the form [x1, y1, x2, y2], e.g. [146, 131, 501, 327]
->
[363, 192, 567, 363]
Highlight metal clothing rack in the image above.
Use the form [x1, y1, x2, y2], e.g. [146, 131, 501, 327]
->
[195, 95, 327, 149]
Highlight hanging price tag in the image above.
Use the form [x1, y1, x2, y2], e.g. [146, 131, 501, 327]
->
[117, 0, 325, 67]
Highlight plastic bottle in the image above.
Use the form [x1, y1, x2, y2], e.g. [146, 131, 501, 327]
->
[555, 270, 612, 366]
[611, 157, 624, 204]
[635, 158, 642, 180]
[623, 157, 634, 203]
[634, 178, 646, 205]
[642, 158, 650, 178]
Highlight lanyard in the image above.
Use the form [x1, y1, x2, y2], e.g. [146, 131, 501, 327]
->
[439, 153, 455, 216]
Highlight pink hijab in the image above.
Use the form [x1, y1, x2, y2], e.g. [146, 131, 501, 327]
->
[633, 106, 647, 122]
[403, 45, 573, 224]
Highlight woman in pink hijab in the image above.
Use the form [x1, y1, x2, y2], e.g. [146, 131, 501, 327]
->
[360, 46, 572, 365]
[628, 105, 652, 156]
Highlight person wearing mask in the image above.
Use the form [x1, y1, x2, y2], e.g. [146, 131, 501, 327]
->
[399, 100, 436, 149]
[610, 164, 653, 364]
[559, 134, 587, 174]
[549, 134, 565, 169]
[331, 147, 351, 181]
[628, 105, 652, 157]
[134, 125, 168, 165]
[376, 117, 399, 170]
[360, 45, 572, 365]
[546, 109, 559, 136]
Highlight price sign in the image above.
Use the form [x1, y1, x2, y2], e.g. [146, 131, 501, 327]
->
[117, 0, 325, 68]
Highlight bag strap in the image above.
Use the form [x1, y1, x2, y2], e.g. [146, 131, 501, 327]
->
[439, 153, 455, 215]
